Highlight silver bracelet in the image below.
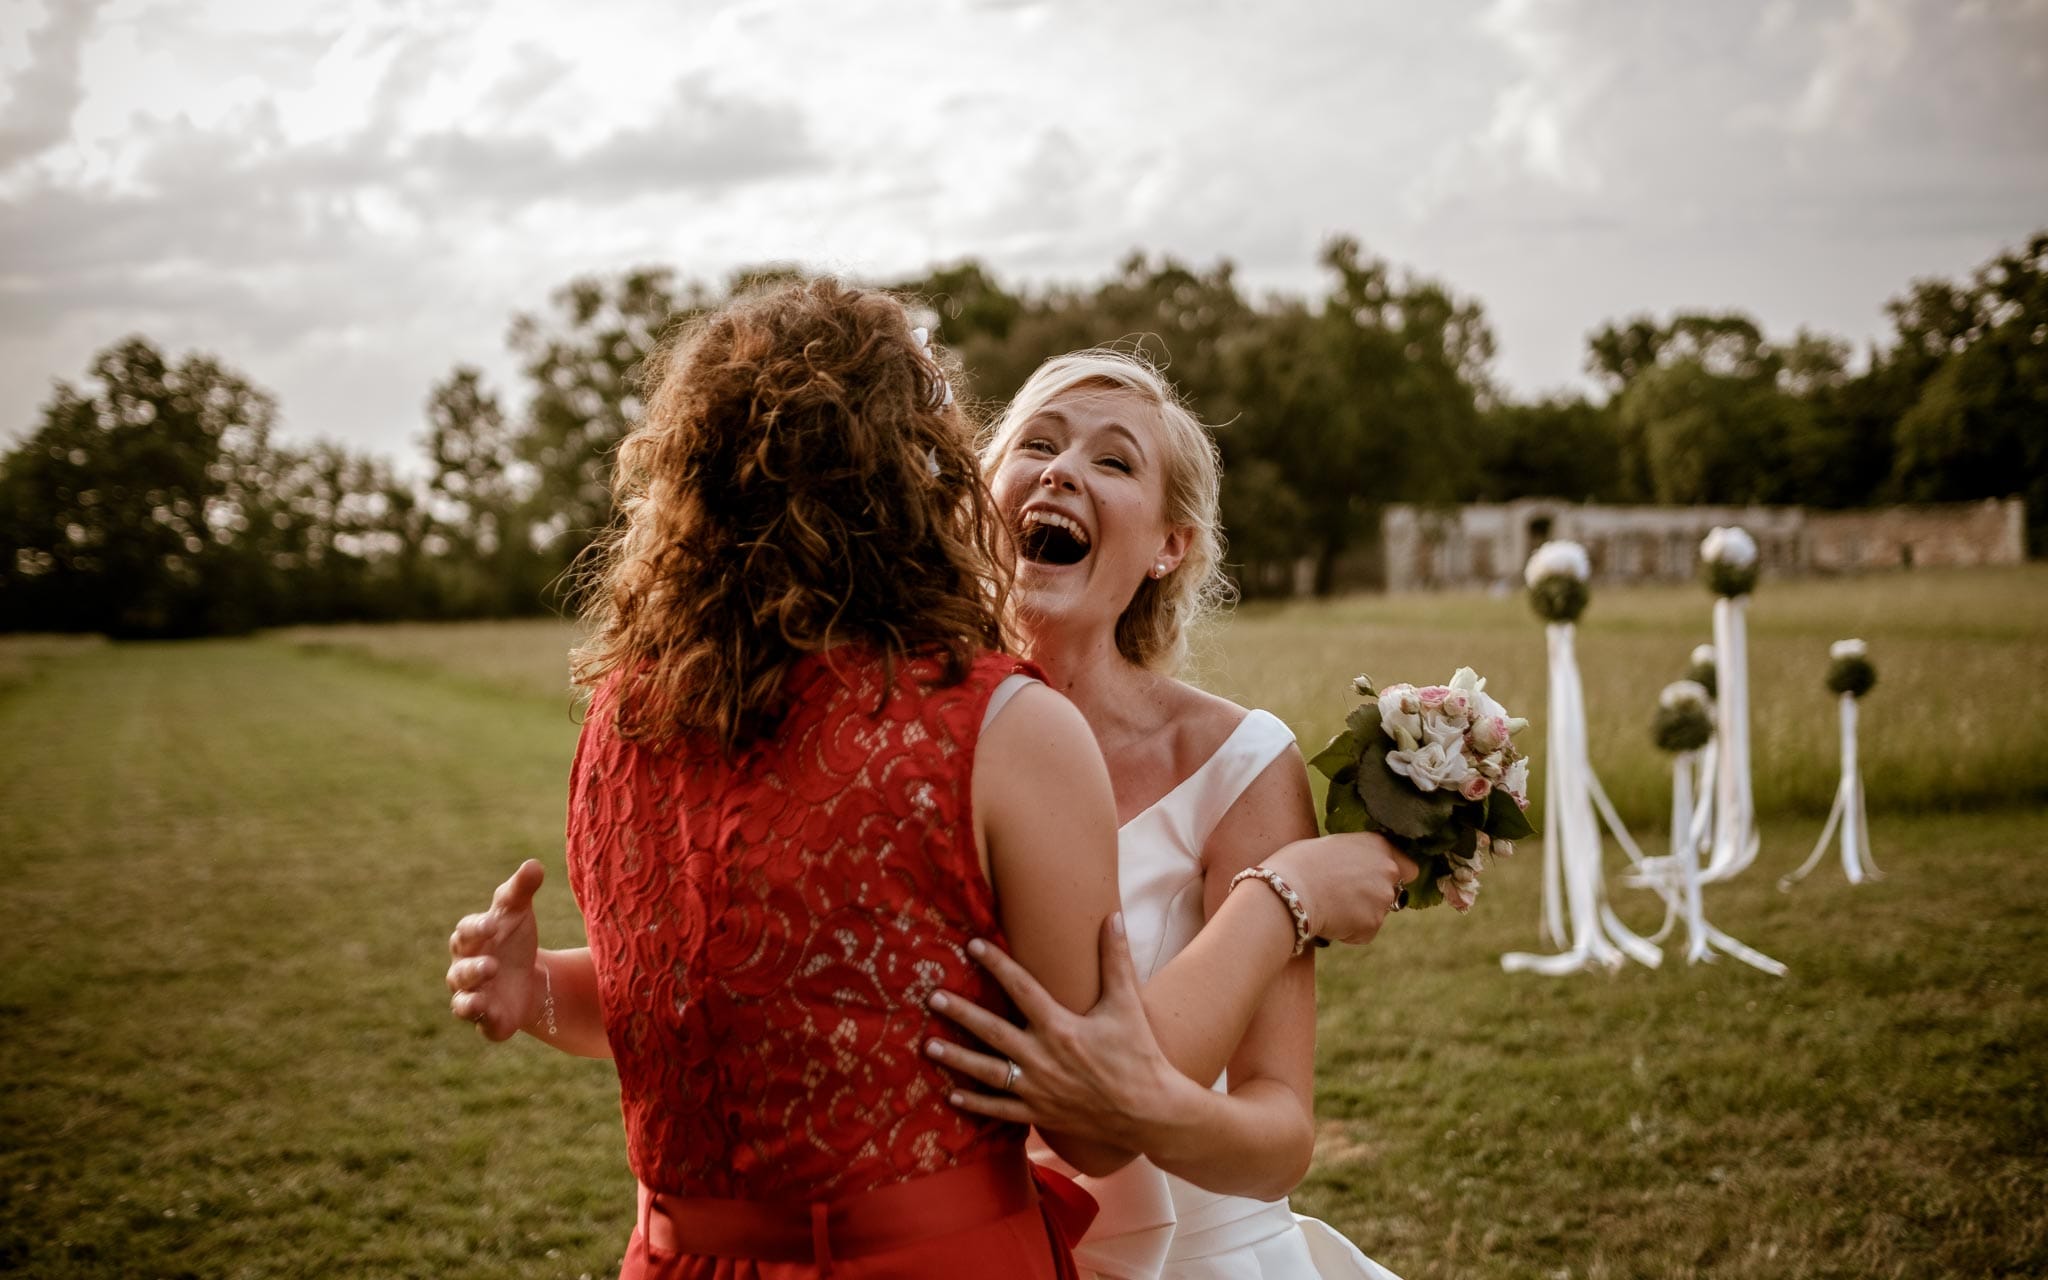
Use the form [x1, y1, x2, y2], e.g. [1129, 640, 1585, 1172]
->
[536, 958, 559, 1037]
[1228, 866, 1315, 958]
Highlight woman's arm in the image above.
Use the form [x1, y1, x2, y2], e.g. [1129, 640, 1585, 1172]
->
[1136, 750, 1323, 1197]
[932, 749, 1419, 1199]
[446, 860, 613, 1059]
[969, 683, 1133, 1179]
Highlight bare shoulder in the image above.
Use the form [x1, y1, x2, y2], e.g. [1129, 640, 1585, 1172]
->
[979, 680, 1094, 763]
[1155, 678, 1253, 774]
[1195, 694, 1316, 878]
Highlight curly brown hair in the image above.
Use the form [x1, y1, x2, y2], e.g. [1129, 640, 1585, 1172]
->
[571, 277, 1010, 751]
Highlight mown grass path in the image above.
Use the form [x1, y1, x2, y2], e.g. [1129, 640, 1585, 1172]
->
[2, 618, 2043, 1278]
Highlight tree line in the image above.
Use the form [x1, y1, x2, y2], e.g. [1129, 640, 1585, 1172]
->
[3, 231, 2042, 637]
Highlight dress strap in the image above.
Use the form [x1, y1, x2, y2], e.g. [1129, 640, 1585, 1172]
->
[1185, 710, 1298, 853]
[980, 672, 1042, 735]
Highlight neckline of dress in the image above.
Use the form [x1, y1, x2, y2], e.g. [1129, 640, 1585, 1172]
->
[1116, 709, 1272, 831]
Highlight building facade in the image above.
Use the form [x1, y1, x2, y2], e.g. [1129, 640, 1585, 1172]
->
[1379, 498, 2025, 593]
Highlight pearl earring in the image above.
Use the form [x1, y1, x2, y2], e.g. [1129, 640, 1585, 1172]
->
[1152, 563, 1166, 579]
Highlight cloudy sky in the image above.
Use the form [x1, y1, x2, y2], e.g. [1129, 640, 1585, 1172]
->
[3, 0, 2045, 466]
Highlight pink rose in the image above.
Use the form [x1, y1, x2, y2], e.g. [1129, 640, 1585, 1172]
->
[1460, 774, 1492, 802]
[1440, 689, 1473, 720]
[1471, 715, 1510, 753]
[1440, 872, 1478, 913]
[1417, 686, 1449, 710]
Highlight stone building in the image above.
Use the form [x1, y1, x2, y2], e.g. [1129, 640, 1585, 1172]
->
[1378, 497, 2025, 593]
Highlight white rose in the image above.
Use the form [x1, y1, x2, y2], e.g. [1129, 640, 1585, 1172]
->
[1524, 540, 1591, 587]
[1386, 740, 1472, 792]
[1830, 638, 1867, 661]
[1377, 683, 1423, 749]
[1502, 756, 1530, 803]
[1691, 643, 1715, 667]
[1701, 526, 1758, 568]
[1658, 680, 1713, 712]
[1421, 710, 1467, 750]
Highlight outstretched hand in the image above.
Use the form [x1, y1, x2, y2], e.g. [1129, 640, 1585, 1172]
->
[925, 912, 1176, 1149]
[446, 859, 545, 1042]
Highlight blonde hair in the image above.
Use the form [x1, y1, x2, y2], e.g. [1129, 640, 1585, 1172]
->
[982, 349, 1233, 673]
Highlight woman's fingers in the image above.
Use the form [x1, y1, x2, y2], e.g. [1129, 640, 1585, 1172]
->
[926, 989, 1030, 1060]
[445, 955, 498, 992]
[449, 912, 495, 957]
[1094, 912, 1141, 1010]
[494, 859, 545, 914]
[1391, 849, 1425, 887]
[924, 1037, 1018, 1092]
[964, 938, 1064, 1027]
[944, 1089, 1038, 1126]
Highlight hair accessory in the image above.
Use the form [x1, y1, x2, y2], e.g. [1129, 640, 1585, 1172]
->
[1228, 865, 1316, 957]
[910, 327, 955, 410]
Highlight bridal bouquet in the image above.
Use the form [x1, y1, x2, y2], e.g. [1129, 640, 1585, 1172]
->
[1309, 668, 1534, 912]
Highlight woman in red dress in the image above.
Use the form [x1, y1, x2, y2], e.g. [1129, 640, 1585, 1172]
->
[448, 279, 1127, 1277]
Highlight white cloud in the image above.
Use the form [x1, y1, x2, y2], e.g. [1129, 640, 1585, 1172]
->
[0, 0, 2043, 462]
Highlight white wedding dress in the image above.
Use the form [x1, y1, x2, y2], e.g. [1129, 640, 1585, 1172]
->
[1013, 691, 1403, 1280]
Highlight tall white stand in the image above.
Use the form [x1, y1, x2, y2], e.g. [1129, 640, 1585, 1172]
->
[1627, 739, 1786, 975]
[1780, 694, 1883, 890]
[1700, 596, 1760, 882]
[1503, 624, 1663, 975]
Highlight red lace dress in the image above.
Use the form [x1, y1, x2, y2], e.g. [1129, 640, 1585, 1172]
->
[565, 648, 1094, 1278]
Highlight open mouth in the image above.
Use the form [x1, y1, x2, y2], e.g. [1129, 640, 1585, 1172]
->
[1018, 510, 1092, 566]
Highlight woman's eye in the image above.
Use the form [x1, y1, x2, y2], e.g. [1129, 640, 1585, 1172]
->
[1098, 456, 1131, 473]
[1021, 439, 1055, 455]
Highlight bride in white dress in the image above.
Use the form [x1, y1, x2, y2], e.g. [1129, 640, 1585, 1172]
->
[926, 351, 1410, 1279]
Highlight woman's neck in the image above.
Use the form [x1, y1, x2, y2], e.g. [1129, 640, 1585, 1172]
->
[1022, 620, 1159, 741]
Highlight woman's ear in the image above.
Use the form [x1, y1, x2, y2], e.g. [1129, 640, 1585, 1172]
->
[1154, 526, 1193, 578]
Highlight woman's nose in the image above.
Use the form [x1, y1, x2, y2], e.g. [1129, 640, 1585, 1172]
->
[1039, 452, 1081, 492]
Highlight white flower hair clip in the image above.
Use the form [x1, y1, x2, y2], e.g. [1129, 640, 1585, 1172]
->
[910, 327, 955, 411]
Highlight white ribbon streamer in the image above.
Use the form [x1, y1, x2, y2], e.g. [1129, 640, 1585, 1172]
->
[1700, 596, 1761, 882]
[1625, 736, 1785, 975]
[1779, 692, 1884, 891]
[1503, 623, 1662, 976]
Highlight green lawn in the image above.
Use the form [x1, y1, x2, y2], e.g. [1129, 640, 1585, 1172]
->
[4, 568, 2045, 1277]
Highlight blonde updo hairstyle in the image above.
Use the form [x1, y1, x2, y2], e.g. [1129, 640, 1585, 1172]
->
[982, 350, 1233, 673]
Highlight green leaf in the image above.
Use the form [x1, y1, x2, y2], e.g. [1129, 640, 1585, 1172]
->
[1307, 730, 1360, 781]
[1323, 766, 1372, 833]
[1485, 795, 1535, 841]
[1404, 866, 1447, 910]
[1353, 737, 1458, 840]
[1345, 702, 1384, 743]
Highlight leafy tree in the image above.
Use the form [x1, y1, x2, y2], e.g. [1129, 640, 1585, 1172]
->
[510, 268, 701, 565]
[1217, 238, 1493, 592]
[0, 338, 279, 635]
[424, 368, 545, 615]
[1473, 396, 1626, 502]
[1882, 232, 2048, 549]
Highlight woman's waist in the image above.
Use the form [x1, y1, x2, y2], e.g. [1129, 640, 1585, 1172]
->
[635, 1145, 1081, 1261]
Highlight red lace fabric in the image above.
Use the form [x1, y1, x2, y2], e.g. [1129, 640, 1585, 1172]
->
[566, 648, 1035, 1201]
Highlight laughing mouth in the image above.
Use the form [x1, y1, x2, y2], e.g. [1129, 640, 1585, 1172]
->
[1018, 510, 1092, 566]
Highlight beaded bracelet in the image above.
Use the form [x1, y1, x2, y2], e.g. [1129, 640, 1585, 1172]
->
[537, 958, 559, 1038]
[1228, 865, 1316, 958]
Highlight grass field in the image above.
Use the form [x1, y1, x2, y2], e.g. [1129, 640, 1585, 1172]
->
[4, 566, 2045, 1278]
